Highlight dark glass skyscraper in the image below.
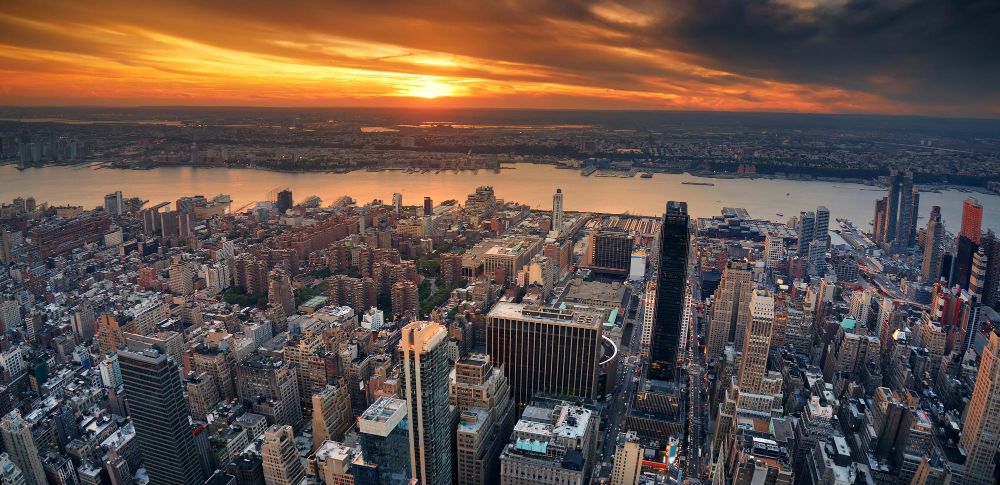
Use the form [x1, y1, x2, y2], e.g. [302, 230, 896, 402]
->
[119, 348, 204, 485]
[650, 201, 689, 381]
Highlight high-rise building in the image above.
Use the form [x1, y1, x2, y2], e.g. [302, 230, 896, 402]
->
[423, 197, 433, 216]
[98, 353, 122, 388]
[650, 201, 689, 381]
[955, 235, 978, 290]
[610, 431, 642, 485]
[586, 230, 634, 275]
[921, 206, 944, 284]
[439, 252, 463, 287]
[393, 193, 403, 216]
[796, 211, 816, 257]
[236, 354, 302, 428]
[0, 228, 13, 265]
[391, 280, 418, 318]
[486, 303, 603, 412]
[261, 425, 306, 485]
[118, 348, 204, 485]
[169, 260, 194, 295]
[796, 206, 829, 275]
[707, 260, 754, 361]
[960, 196, 983, 244]
[896, 172, 918, 248]
[0, 300, 21, 334]
[873, 197, 889, 244]
[353, 397, 412, 485]
[276, 189, 293, 214]
[400, 321, 452, 485]
[959, 326, 1000, 485]
[0, 452, 25, 485]
[969, 247, 988, 302]
[186, 371, 220, 422]
[882, 169, 919, 248]
[737, 290, 776, 397]
[980, 230, 1000, 308]
[311, 384, 352, 451]
[552, 188, 564, 235]
[449, 353, 514, 485]
[104, 190, 123, 216]
[0, 411, 45, 485]
[268, 267, 295, 316]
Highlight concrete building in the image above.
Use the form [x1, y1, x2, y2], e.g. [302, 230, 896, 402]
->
[552, 189, 564, 235]
[261, 425, 306, 485]
[610, 431, 642, 485]
[450, 353, 514, 485]
[498, 399, 597, 485]
[958, 326, 1000, 485]
[169, 260, 194, 295]
[707, 259, 754, 361]
[309, 440, 358, 485]
[0, 411, 45, 485]
[98, 353, 122, 388]
[0, 452, 26, 485]
[311, 384, 353, 451]
[235, 354, 302, 428]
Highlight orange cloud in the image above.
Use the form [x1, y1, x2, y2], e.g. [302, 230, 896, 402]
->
[0, 1, 994, 117]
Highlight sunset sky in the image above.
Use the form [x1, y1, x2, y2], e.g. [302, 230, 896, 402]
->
[1, 0, 997, 116]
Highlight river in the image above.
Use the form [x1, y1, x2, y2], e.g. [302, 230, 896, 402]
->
[2, 163, 998, 233]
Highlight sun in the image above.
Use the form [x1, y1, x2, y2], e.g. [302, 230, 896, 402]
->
[403, 79, 457, 99]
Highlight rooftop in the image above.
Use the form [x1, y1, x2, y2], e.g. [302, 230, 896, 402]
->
[488, 302, 602, 329]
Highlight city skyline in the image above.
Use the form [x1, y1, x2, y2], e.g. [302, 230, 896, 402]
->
[1, 1, 999, 117]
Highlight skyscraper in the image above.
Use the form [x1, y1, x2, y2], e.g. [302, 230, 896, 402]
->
[873, 197, 889, 244]
[960, 196, 983, 244]
[979, 231, 1000, 308]
[969, 247, 988, 302]
[552, 188, 564, 235]
[486, 303, 603, 412]
[423, 197, 433, 216]
[706, 260, 753, 361]
[354, 397, 412, 485]
[400, 321, 453, 485]
[392, 193, 402, 216]
[737, 290, 776, 397]
[118, 348, 204, 485]
[921, 206, 944, 284]
[0, 411, 45, 485]
[104, 190, 123, 216]
[955, 236, 978, 290]
[884, 170, 903, 244]
[796, 211, 816, 257]
[957, 326, 1000, 485]
[882, 170, 918, 249]
[261, 425, 306, 485]
[650, 201, 689, 381]
[895, 171, 917, 248]
[276, 189, 293, 214]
